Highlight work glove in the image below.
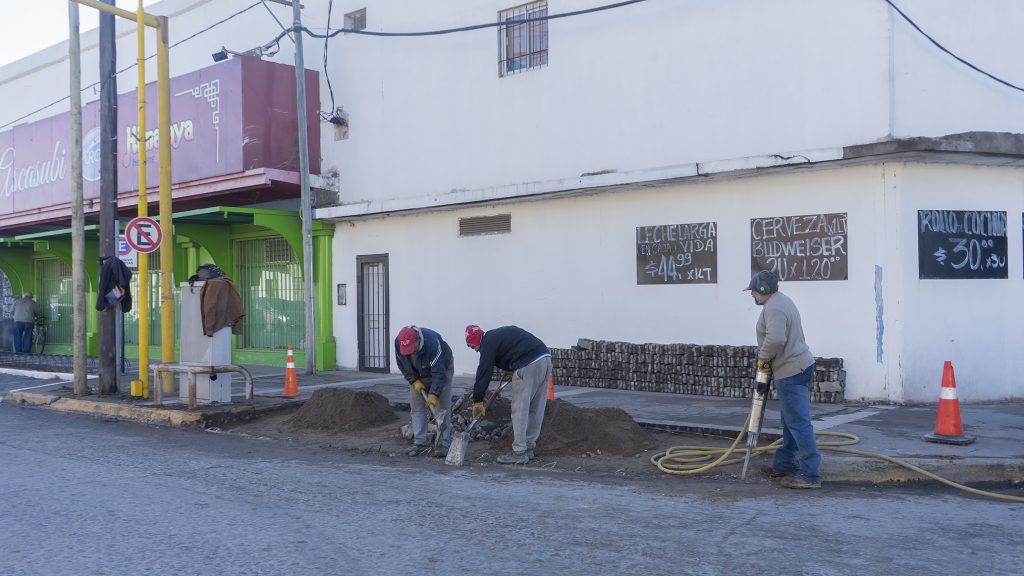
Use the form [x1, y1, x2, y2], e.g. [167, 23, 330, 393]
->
[756, 359, 772, 372]
[472, 402, 486, 420]
[426, 393, 440, 410]
[411, 380, 426, 393]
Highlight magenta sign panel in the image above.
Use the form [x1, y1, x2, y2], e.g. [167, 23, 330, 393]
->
[0, 57, 319, 217]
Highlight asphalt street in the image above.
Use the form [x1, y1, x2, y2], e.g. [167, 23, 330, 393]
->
[2, 402, 1022, 576]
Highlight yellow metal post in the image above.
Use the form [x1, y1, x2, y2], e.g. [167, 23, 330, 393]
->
[157, 17, 175, 393]
[133, 1, 149, 398]
[73, 1, 167, 398]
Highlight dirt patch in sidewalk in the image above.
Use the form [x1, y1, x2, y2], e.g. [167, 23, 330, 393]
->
[491, 399, 655, 456]
[285, 388, 398, 431]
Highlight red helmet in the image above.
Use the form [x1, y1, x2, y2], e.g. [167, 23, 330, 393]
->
[397, 326, 418, 355]
[465, 324, 484, 348]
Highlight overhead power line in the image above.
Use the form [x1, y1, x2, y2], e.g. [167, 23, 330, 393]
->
[0, 1, 264, 131]
[884, 0, 1024, 94]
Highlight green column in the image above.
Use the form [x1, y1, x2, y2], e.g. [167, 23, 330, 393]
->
[313, 222, 335, 371]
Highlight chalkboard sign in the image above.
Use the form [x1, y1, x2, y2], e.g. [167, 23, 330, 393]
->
[636, 222, 717, 284]
[918, 210, 1007, 279]
[750, 213, 848, 281]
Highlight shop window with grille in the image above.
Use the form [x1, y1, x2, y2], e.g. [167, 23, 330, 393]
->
[499, 1, 548, 77]
[36, 259, 72, 345]
[236, 237, 305, 351]
[123, 249, 181, 347]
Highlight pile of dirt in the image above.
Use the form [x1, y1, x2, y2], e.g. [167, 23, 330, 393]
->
[285, 388, 398, 432]
[492, 399, 654, 456]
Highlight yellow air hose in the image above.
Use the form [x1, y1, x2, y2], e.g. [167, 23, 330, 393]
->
[650, 413, 1024, 503]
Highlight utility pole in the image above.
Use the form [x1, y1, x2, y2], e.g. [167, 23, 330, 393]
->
[69, 1, 88, 395]
[292, 1, 316, 374]
[98, 0, 119, 394]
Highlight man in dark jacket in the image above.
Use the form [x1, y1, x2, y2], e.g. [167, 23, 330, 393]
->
[465, 324, 551, 465]
[395, 326, 454, 457]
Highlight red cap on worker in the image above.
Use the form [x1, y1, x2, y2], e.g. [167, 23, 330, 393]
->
[397, 326, 418, 355]
[465, 324, 484, 348]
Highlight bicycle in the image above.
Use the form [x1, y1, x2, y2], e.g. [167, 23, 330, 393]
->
[32, 316, 46, 355]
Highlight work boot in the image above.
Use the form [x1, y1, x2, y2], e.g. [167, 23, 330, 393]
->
[760, 466, 794, 478]
[496, 450, 530, 465]
[406, 444, 431, 457]
[780, 476, 821, 490]
[527, 445, 536, 460]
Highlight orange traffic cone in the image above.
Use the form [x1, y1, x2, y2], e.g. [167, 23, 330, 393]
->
[923, 361, 975, 445]
[547, 374, 555, 401]
[282, 344, 299, 398]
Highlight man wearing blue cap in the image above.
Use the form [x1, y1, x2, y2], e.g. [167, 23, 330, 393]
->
[745, 270, 820, 489]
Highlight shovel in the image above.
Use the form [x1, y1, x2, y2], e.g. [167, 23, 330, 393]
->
[445, 372, 512, 467]
[420, 390, 449, 453]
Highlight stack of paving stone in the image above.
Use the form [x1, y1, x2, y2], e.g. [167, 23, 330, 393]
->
[549, 339, 846, 403]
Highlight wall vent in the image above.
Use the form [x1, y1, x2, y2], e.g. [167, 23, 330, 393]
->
[459, 214, 511, 237]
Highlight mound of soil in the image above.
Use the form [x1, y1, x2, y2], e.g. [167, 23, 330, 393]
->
[285, 388, 398, 431]
[492, 399, 653, 456]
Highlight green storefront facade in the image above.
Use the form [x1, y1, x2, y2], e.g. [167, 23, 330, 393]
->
[0, 207, 336, 371]
[0, 57, 334, 370]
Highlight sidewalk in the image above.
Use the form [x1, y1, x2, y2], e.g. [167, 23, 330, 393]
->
[4, 365, 1023, 484]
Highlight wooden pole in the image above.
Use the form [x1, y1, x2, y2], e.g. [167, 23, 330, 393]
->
[69, 1, 88, 396]
[98, 0, 119, 394]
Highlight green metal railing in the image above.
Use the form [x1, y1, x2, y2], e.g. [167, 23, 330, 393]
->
[235, 236, 304, 351]
[35, 259, 73, 344]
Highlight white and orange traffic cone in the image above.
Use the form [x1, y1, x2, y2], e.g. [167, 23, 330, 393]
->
[282, 344, 299, 398]
[923, 361, 975, 445]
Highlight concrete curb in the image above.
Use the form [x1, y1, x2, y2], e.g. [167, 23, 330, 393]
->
[6, 391, 300, 428]
[8, 391, 205, 426]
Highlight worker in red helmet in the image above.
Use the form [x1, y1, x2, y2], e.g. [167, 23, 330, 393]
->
[395, 326, 454, 457]
[465, 324, 551, 465]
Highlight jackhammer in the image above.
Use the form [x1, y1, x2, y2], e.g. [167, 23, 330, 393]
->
[740, 359, 772, 480]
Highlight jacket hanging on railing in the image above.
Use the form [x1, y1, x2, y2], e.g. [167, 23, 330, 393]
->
[200, 276, 245, 337]
[95, 256, 133, 312]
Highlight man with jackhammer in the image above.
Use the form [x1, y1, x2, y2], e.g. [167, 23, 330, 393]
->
[465, 324, 551, 465]
[745, 270, 821, 489]
[395, 326, 454, 457]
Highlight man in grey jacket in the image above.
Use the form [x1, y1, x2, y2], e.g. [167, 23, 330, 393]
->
[745, 270, 820, 489]
[12, 292, 39, 354]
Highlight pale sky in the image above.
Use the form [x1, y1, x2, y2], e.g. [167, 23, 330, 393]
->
[0, 0, 160, 68]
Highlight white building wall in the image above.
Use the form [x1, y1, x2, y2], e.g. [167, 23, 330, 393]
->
[333, 165, 896, 400]
[333, 161, 1024, 402]
[891, 0, 1024, 138]
[893, 163, 1024, 402]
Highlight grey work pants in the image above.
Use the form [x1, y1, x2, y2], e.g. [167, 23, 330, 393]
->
[509, 355, 552, 453]
[409, 364, 454, 449]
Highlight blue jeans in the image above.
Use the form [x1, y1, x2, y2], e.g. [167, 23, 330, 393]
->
[14, 321, 32, 353]
[772, 363, 820, 483]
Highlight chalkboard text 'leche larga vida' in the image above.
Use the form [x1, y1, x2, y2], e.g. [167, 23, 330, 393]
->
[751, 213, 849, 281]
[917, 210, 1008, 279]
[636, 222, 717, 284]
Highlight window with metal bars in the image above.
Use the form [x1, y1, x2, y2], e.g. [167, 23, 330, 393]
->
[122, 249, 181, 347]
[235, 236, 305, 351]
[499, 1, 548, 77]
[35, 259, 72, 345]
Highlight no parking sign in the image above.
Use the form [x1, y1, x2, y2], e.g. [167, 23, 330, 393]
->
[125, 216, 162, 253]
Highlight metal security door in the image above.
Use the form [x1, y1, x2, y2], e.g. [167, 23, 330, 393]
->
[357, 254, 389, 372]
